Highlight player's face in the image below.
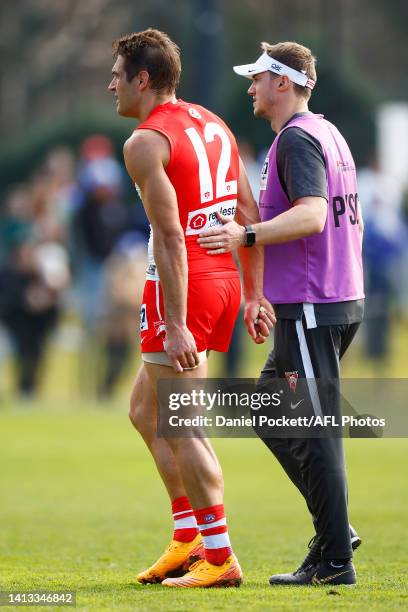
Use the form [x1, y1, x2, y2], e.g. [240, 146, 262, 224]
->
[247, 72, 278, 120]
[108, 55, 138, 117]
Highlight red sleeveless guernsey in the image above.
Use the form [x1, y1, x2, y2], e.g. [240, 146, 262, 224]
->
[137, 99, 240, 279]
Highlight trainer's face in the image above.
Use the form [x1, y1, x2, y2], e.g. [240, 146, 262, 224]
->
[108, 55, 137, 117]
[247, 71, 278, 120]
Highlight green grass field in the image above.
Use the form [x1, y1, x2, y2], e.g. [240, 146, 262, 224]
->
[1, 404, 407, 611]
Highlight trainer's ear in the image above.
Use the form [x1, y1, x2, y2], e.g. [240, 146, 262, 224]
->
[277, 75, 291, 92]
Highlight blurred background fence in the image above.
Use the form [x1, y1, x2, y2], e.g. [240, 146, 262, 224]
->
[1, 0, 408, 402]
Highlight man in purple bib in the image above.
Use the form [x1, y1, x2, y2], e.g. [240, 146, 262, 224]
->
[198, 41, 364, 585]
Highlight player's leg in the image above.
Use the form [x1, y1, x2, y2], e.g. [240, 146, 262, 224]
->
[144, 359, 242, 588]
[130, 363, 204, 583]
[129, 364, 186, 500]
[135, 279, 204, 581]
[134, 273, 219, 506]
[143, 360, 224, 507]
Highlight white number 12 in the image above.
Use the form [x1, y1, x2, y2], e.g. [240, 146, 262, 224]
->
[185, 122, 237, 204]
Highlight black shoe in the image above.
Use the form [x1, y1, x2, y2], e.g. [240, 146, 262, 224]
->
[269, 525, 361, 586]
[269, 558, 356, 586]
[269, 535, 321, 585]
[269, 560, 319, 585]
[311, 559, 356, 585]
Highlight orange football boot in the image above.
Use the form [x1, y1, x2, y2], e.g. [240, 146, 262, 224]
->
[162, 554, 243, 588]
[137, 533, 204, 584]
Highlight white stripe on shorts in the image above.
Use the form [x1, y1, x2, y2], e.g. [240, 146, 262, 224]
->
[155, 280, 162, 320]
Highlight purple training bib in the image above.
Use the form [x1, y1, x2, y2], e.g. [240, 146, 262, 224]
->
[259, 113, 364, 304]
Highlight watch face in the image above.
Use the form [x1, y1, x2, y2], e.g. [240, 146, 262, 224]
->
[245, 226, 256, 246]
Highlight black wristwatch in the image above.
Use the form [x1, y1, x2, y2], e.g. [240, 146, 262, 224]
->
[244, 225, 256, 247]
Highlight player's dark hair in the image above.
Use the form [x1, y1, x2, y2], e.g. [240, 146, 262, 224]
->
[261, 41, 317, 101]
[112, 29, 181, 93]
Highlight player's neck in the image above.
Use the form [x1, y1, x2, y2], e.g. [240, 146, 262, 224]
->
[138, 92, 177, 122]
[271, 99, 309, 133]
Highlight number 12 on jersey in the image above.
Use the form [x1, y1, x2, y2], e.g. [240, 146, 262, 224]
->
[185, 122, 237, 204]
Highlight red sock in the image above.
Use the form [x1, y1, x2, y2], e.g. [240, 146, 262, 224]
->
[171, 496, 199, 543]
[195, 504, 232, 565]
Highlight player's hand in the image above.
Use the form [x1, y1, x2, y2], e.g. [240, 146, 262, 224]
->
[197, 213, 245, 254]
[244, 298, 276, 344]
[164, 324, 200, 373]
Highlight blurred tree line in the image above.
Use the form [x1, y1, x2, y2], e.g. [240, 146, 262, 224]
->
[1, 0, 408, 195]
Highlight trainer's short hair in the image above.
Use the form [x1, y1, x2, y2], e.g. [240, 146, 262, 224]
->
[261, 41, 317, 100]
[112, 28, 181, 94]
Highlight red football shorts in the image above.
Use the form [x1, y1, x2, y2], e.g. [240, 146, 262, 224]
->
[140, 275, 241, 353]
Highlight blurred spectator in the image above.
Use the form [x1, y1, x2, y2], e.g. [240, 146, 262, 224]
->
[98, 234, 147, 397]
[0, 180, 67, 397]
[358, 157, 408, 364]
[43, 147, 78, 226]
[71, 135, 131, 328]
[30, 172, 66, 244]
[0, 138, 150, 399]
[0, 239, 69, 397]
[0, 185, 33, 260]
[71, 135, 148, 396]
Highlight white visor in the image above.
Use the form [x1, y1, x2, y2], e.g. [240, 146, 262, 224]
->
[233, 52, 315, 89]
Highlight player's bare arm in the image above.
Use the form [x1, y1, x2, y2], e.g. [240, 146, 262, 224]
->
[124, 129, 199, 373]
[198, 195, 327, 250]
[234, 158, 276, 343]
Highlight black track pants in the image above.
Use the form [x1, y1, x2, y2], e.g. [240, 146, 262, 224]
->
[256, 316, 360, 560]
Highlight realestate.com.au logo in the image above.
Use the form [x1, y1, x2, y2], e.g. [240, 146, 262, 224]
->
[168, 390, 282, 411]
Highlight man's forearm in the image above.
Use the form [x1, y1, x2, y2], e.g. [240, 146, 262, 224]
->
[209, 200, 323, 285]
[237, 245, 265, 301]
[154, 231, 188, 328]
[254, 199, 326, 245]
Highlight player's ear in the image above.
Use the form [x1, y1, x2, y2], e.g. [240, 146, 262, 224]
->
[137, 70, 149, 89]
